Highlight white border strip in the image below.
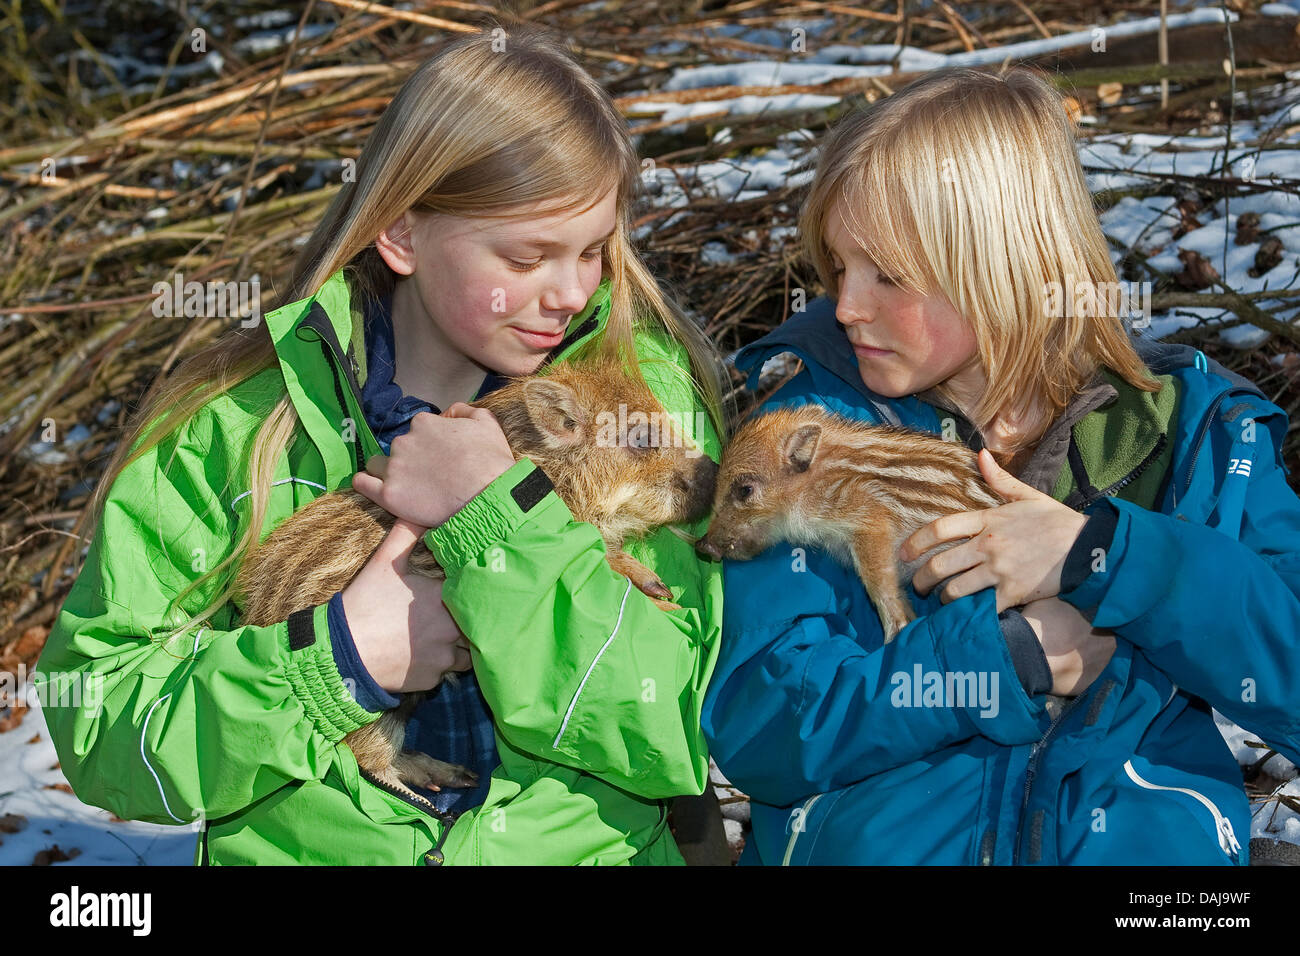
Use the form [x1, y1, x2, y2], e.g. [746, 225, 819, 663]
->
[230, 476, 327, 513]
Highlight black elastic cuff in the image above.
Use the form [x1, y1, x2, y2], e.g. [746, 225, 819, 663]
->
[999, 608, 1053, 697]
[1060, 498, 1119, 594]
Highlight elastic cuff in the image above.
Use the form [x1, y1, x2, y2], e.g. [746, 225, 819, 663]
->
[327, 590, 400, 714]
[1061, 498, 1120, 594]
[282, 602, 383, 743]
[999, 608, 1053, 697]
[425, 458, 563, 570]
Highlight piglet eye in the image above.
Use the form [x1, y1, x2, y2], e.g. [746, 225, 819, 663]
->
[627, 424, 652, 452]
[735, 483, 753, 502]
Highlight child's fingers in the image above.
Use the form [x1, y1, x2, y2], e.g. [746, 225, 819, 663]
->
[442, 403, 499, 428]
[376, 518, 432, 569]
[351, 470, 382, 500]
[900, 511, 985, 562]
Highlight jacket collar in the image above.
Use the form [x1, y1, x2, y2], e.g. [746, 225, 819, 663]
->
[731, 295, 934, 429]
[263, 269, 612, 488]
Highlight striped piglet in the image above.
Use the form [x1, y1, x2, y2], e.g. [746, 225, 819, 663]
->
[696, 405, 1004, 641]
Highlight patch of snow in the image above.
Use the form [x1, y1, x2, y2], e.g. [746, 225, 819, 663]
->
[0, 698, 196, 866]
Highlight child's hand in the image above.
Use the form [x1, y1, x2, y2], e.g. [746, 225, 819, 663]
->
[1020, 596, 1116, 696]
[352, 403, 516, 529]
[899, 448, 1089, 613]
[342, 518, 474, 693]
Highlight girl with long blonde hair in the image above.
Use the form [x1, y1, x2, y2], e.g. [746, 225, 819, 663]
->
[40, 24, 729, 865]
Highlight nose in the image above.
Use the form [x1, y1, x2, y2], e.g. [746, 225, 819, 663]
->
[835, 271, 876, 327]
[541, 265, 592, 317]
[695, 455, 718, 492]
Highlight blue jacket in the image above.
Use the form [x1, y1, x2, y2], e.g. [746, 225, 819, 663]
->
[701, 296, 1300, 865]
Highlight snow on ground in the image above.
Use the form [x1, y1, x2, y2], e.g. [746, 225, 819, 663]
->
[632, 7, 1300, 348]
[0, 698, 196, 866]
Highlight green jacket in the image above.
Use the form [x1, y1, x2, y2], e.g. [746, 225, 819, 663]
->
[37, 269, 724, 865]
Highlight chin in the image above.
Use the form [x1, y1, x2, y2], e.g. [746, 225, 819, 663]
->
[488, 352, 547, 378]
[856, 369, 910, 399]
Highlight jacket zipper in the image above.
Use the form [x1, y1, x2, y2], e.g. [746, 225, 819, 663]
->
[357, 765, 452, 821]
[1122, 759, 1242, 861]
[1076, 432, 1168, 511]
[318, 337, 369, 473]
[781, 792, 825, 865]
[1013, 693, 1086, 865]
[1174, 391, 1229, 509]
[357, 765, 460, 864]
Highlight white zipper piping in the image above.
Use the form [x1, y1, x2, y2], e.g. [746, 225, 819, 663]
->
[1123, 759, 1241, 860]
[230, 476, 327, 513]
[139, 627, 206, 824]
[782, 792, 824, 865]
[552, 578, 632, 750]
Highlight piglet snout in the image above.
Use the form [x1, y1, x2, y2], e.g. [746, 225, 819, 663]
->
[695, 534, 723, 561]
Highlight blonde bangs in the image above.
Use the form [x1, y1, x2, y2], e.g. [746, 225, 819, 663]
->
[798, 66, 1161, 451]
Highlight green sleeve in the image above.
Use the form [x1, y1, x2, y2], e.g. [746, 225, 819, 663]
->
[35, 406, 379, 827]
[424, 330, 724, 799]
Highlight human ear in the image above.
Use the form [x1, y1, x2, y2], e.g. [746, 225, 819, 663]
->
[375, 212, 417, 275]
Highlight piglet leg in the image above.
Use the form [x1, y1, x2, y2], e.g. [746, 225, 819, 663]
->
[850, 522, 915, 643]
[605, 549, 682, 611]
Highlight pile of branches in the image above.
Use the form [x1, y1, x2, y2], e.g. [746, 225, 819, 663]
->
[2, 0, 1299, 653]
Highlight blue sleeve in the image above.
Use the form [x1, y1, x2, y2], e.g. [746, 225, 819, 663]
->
[700, 544, 1047, 809]
[326, 590, 400, 714]
[1058, 399, 1300, 764]
[700, 380, 1048, 808]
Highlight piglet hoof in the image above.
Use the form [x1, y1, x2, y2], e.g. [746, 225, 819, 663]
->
[651, 597, 683, 612]
[396, 751, 479, 791]
[879, 607, 914, 644]
[637, 576, 674, 602]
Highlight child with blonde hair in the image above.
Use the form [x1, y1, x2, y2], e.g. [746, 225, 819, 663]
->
[39, 24, 728, 865]
[703, 65, 1300, 865]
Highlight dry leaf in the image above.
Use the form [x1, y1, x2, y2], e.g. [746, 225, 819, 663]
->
[1251, 236, 1283, 277]
[0, 706, 27, 734]
[1235, 212, 1261, 246]
[33, 845, 80, 866]
[1174, 248, 1220, 290]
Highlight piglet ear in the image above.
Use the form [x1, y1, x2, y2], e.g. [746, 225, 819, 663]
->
[522, 378, 586, 447]
[782, 423, 821, 473]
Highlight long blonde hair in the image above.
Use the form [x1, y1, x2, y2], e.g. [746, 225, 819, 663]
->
[88, 23, 728, 642]
[800, 64, 1158, 454]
